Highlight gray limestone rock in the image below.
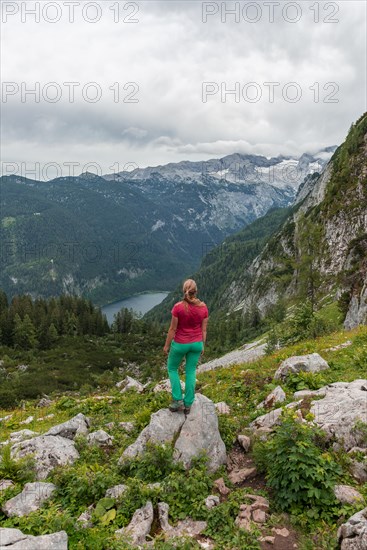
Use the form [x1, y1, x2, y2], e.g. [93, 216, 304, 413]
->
[2, 482, 56, 517]
[0, 528, 67, 549]
[334, 484, 364, 504]
[87, 430, 114, 446]
[274, 353, 329, 381]
[173, 394, 227, 473]
[11, 435, 79, 480]
[338, 507, 367, 549]
[115, 500, 153, 546]
[119, 408, 185, 462]
[43, 413, 90, 439]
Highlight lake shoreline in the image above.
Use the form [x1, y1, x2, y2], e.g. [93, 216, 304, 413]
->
[99, 290, 171, 310]
[100, 291, 170, 325]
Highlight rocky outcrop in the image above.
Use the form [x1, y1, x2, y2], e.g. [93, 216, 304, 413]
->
[115, 500, 153, 546]
[274, 353, 329, 381]
[310, 380, 367, 450]
[2, 482, 56, 517]
[293, 387, 327, 399]
[0, 528, 68, 549]
[226, 116, 367, 326]
[250, 379, 367, 452]
[44, 413, 90, 439]
[228, 467, 257, 484]
[350, 460, 367, 483]
[9, 430, 39, 444]
[11, 435, 80, 480]
[344, 280, 367, 330]
[173, 394, 227, 472]
[197, 340, 266, 373]
[119, 393, 227, 473]
[119, 408, 185, 462]
[5, 414, 92, 480]
[338, 507, 367, 549]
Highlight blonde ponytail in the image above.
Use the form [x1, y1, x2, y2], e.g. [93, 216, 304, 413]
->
[181, 279, 206, 312]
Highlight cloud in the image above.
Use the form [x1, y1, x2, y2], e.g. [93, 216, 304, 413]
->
[1, 0, 366, 178]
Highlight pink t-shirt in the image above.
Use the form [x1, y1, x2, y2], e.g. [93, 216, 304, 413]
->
[171, 301, 209, 343]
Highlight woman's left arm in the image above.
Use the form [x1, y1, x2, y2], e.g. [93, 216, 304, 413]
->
[163, 315, 178, 354]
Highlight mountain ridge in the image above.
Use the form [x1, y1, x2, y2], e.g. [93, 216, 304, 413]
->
[0, 149, 333, 306]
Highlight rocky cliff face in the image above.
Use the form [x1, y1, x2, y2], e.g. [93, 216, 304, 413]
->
[228, 113, 367, 329]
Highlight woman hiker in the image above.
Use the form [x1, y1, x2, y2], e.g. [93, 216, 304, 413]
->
[163, 279, 209, 414]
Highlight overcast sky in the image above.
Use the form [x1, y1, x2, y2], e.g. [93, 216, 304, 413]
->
[1, 0, 366, 179]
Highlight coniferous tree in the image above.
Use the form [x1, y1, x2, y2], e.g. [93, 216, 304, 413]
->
[13, 313, 38, 350]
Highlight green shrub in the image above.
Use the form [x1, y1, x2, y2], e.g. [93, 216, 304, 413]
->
[0, 445, 36, 483]
[204, 489, 262, 549]
[161, 453, 213, 522]
[55, 396, 78, 411]
[218, 415, 240, 450]
[118, 442, 179, 483]
[252, 409, 342, 521]
[286, 371, 327, 392]
[51, 462, 119, 513]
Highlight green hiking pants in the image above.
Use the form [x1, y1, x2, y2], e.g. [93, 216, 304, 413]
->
[167, 340, 204, 406]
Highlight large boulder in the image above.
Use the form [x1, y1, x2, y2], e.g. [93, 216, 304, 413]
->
[115, 500, 153, 546]
[250, 380, 367, 453]
[43, 413, 90, 439]
[338, 507, 367, 549]
[0, 528, 67, 549]
[119, 394, 226, 473]
[11, 435, 80, 480]
[119, 408, 185, 462]
[2, 482, 56, 517]
[310, 380, 367, 450]
[173, 393, 227, 472]
[274, 353, 329, 381]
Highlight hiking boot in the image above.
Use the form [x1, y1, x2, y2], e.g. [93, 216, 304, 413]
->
[169, 400, 184, 412]
[184, 405, 191, 415]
